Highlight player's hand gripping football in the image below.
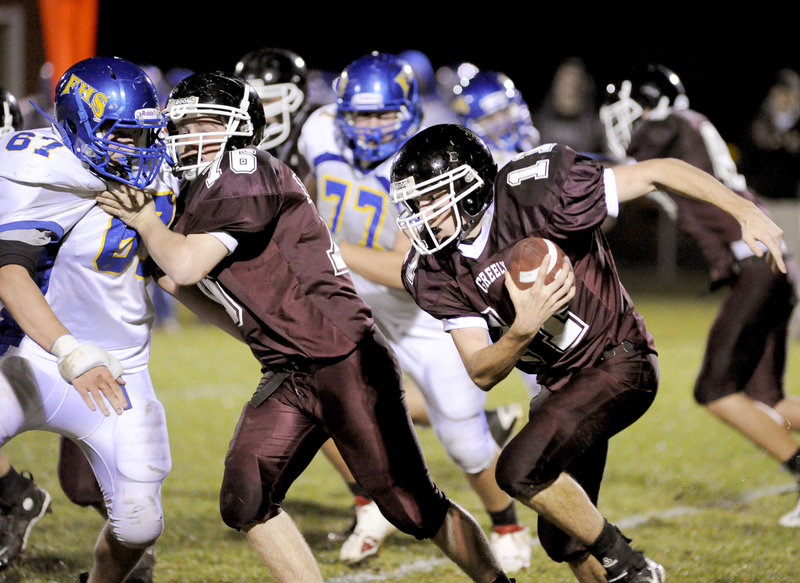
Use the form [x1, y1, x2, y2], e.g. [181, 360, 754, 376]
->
[96, 183, 157, 232]
[504, 253, 575, 337]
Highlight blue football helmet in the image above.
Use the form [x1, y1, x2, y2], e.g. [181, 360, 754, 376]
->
[450, 70, 539, 153]
[51, 56, 167, 188]
[334, 51, 422, 163]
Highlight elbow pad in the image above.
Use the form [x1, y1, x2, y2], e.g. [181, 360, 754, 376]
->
[0, 239, 44, 278]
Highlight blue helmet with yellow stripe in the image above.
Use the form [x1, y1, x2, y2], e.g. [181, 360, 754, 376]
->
[52, 56, 167, 188]
[334, 51, 421, 163]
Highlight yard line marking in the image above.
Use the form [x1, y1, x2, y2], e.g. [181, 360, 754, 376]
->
[326, 482, 797, 583]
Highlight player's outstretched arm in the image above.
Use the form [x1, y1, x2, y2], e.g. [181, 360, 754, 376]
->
[97, 186, 228, 285]
[0, 264, 127, 415]
[612, 158, 786, 273]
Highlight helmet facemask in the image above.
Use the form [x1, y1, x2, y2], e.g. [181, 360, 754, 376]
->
[165, 93, 254, 180]
[337, 105, 418, 163]
[251, 80, 304, 150]
[1, 97, 21, 137]
[599, 80, 643, 161]
[391, 164, 486, 255]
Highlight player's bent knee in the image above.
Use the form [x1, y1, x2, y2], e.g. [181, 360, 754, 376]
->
[109, 514, 163, 549]
[495, 448, 557, 500]
[437, 432, 497, 474]
[219, 466, 272, 530]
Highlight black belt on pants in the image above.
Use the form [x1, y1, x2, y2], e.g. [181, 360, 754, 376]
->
[249, 371, 289, 408]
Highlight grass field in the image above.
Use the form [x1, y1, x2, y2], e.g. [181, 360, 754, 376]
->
[2, 269, 800, 582]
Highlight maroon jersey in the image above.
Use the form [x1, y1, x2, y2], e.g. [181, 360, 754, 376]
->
[173, 148, 373, 368]
[403, 144, 655, 391]
[627, 110, 765, 285]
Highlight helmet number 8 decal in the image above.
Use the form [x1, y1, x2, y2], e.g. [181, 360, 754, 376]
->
[230, 149, 257, 174]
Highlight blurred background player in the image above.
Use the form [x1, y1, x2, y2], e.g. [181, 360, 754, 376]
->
[0, 87, 23, 137]
[0, 56, 176, 583]
[234, 47, 323, 178]
[600, 63, 800, 527]
[398, 49, 459, 127]
[449, 69, 540, 170]
[297, 51, 531, 572]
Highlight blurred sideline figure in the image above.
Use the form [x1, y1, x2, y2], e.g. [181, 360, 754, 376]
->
[533, 57, 606, 158]
[737, 68, 800, 200]
[600, 63, 800, 527]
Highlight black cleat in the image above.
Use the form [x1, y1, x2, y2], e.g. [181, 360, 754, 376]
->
[0, 472, 52, 569]
[486, 403, 523, 447]
[124, 546, 156, 583]
[609, 557, 666, 583]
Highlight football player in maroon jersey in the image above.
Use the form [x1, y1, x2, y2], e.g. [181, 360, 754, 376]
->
[388, 124, 787, 583]
[97, 73, 514, 583]
[601, 63, 800, 528]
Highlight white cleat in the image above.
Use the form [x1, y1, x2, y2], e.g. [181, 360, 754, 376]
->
[490, 525, 531, 573]
[339, 500, 398, 564]
[779, 496, 800, 527]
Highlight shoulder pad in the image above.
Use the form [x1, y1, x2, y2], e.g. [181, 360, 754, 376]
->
[0, 128, 106, 196]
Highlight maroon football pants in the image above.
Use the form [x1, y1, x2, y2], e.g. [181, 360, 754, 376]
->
[219, 325, 450, 539]
[496, 345, 659, 563]
[694, 256, 796, 406]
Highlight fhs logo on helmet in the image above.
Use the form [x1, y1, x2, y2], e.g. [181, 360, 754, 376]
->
[394, 69, 413, 97]
[60, 74, 109, 120]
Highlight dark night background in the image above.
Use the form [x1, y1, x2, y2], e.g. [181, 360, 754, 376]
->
[93, 8, 800, 146]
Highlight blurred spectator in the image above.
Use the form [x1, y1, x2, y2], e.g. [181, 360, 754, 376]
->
[737, 68, 800, 199]
[532, 57, 606, 156]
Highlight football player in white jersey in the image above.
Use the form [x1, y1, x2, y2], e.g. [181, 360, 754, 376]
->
[0, 57, 176, 583]
[0, 86, 56, 572]
[297, 51, 532, 572]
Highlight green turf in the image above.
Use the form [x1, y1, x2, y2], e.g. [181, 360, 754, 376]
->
[3, 269, 800, 582]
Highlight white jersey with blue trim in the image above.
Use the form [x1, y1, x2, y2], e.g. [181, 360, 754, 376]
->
[298, 104, 430, 341]
[0, 127, 177, 368]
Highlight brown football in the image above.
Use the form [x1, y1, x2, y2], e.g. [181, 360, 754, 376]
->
[506, 237, 572, 289]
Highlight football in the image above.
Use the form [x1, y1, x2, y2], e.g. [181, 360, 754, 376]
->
[506, 237, 572, 289]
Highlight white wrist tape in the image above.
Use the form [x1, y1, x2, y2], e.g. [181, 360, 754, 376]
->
[50, 333, 123, 383]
